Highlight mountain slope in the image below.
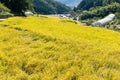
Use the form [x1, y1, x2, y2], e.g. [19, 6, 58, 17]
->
[0, 16, 120, 79]
[57, 0, 82, 8]
[76, 0, 120, 20]
[77, 0, 120, 10]
[80, 2, 120, 20]
[0, 0, 33, 15]
[32, 0, 71, 14]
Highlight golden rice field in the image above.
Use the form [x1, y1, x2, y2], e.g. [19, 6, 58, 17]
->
[0, 15, 120, 80]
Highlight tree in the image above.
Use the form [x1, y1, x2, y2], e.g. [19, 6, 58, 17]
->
[0, 0, 33, 15]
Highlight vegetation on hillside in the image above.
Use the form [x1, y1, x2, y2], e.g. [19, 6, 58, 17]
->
[77, 0, 120, 10]
[32, 0, 71, 14]
[80, 2, 120, 20]
[0, 0, 71, 15]
[75, 0, 120, 20]
[0, 2, 11, 15]
[0, 16, 120, 80]
[0, 0, 33, 15]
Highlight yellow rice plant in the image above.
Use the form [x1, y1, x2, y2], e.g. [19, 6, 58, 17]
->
[0, 15, 120, 80]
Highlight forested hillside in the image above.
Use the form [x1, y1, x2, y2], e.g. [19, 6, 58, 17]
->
[0, 0, 33, 15]
[33, 0, 71, 14]
[0, 0, 71, 15]
[77, 0, 120, 10]
[76, 0, 120, 20]
[80, 3, 120, 20]
[70, 0, 120, 30]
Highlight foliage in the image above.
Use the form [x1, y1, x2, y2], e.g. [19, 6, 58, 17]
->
[77, 0, 120, 10]
[80, 3, 120, 20]
[76, 0, 120, 20]
[0, 2, 10, 12]
[0, 0, 71, 15]
[116, 12, 120, 19]
[0, 3, 13, 17]
[0, 0, 33, 15]
[32, 0, 71, 14]
[0, 16, 120, 80]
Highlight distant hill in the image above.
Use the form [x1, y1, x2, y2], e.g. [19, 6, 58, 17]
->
[56, 0, 82, 8]
[32, 0, 71, 14]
